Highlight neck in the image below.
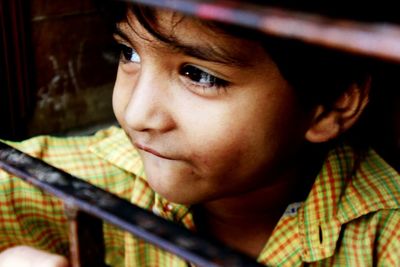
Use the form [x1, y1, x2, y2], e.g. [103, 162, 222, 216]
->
[194, 174, 300, 257]
[194, 145, 326, 257]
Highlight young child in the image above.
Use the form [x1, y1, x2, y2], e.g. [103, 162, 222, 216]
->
[0, 1, 399, 266]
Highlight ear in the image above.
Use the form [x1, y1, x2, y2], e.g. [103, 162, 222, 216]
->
[305, 78, 371, 143]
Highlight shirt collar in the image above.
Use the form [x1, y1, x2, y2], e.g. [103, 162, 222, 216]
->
[299, 144, 400, 262]
[89, 126, 144, 176]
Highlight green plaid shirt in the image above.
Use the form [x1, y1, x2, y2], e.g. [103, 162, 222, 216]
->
[0, 126, 399, 266]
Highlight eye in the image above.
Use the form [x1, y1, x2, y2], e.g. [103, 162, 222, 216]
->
[118, 44, 141, 63]
[179, 65, 228, 90]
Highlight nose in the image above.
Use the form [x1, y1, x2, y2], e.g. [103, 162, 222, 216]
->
[122, 69, 175, 134]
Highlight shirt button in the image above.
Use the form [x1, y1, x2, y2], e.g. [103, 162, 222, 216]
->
[166, 203, 173, 211]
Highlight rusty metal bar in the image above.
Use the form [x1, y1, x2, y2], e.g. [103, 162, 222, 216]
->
[126, 0, 400, 63]
[0, 141, 266, 267]
[64, 204, 110, 267]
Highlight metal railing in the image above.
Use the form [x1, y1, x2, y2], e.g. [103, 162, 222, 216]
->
[128, 0, 400, 62]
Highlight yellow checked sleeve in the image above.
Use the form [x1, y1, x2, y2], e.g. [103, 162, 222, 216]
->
[0, 158, 70, 254]
[0, 127, 133, 267]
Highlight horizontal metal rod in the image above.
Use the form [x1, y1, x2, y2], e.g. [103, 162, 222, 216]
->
[0, 141, 265, 267]
[126, 0, 400, 63]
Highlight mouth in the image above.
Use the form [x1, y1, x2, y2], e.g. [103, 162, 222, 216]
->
[134, 142, 175, 160]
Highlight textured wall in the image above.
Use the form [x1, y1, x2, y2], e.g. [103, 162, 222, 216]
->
[27, 0, 117, 136]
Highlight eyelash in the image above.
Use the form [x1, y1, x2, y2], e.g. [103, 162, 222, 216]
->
[117, 43, 230, 92]
[179, 65, 229, 92]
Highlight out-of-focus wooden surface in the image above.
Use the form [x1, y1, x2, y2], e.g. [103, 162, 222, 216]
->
[0, 0, 117, 140]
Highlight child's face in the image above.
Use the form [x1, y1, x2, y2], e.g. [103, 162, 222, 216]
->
[113, 10, 312, 204]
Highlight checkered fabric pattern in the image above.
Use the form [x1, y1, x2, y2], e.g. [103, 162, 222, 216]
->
[0, 126, 399, 266]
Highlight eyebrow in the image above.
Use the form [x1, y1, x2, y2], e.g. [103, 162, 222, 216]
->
[113, 26, 133, 44]
[113, 25, 250, 67]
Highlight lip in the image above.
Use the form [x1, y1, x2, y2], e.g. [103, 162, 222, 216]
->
[134, 142, 174, 160]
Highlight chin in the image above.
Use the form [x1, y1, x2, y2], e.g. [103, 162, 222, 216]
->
[146, 175, 204, 205]
[143, 162, 198, 203]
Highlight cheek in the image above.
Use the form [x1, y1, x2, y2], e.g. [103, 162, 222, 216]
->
[192, 130, 244, 170]
[112, 88, 121, 122]
[181, 107, 260, 178]
[179, 89, 304, 180]
[112, 69, 133, 124]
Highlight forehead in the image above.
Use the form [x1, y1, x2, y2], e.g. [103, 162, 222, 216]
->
[123, 8, 229, 42]
[117, 8, 269, 66]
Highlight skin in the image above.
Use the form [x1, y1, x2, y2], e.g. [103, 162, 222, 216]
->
[0, 246, 68, 267]
[113, 10, 316, 255]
